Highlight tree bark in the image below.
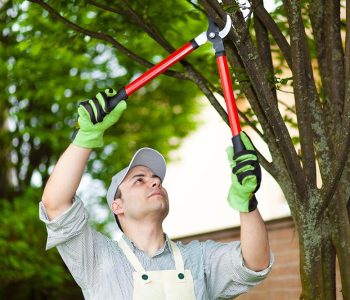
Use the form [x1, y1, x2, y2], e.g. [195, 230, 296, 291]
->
[252, 2, 292, 68]
[330, 186, 350, 298]
[0, 11, 14, 200]
[252, 0, 277, 101]
[320, 210, 336, 299]
[309, 0, 341, 158]
[298, 217, 325, 299]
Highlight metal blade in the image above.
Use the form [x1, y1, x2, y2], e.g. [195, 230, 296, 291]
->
[219, 15, 232, 39]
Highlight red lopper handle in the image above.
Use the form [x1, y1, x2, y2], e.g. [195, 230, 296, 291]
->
[216, 54, 241, 137]
[125, 42, 196, 96]
[216, 54, 245, 154]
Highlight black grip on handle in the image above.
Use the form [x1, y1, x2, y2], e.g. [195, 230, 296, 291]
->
[231, 134, 245, 156]
[106, 88, 128, 112]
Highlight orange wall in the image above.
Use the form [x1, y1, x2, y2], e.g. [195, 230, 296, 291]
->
[238, 219, 301, 299]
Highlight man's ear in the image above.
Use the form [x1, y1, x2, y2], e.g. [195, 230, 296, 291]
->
[111, 198, 124, 215]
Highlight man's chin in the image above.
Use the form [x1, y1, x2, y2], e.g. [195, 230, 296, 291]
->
[149, 201, 169, 217]
[148, 194, 169, 204]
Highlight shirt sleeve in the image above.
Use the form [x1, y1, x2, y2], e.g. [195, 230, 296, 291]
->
[39, 196, 109, 289]
[201, 240, 274, 299]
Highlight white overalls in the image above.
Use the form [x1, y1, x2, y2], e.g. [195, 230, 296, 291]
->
[117, 237, 197, 300]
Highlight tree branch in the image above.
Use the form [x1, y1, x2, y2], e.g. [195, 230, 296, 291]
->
[310, 0, 344, 154]
[252, 0, 277, 102]
[28, 0, 186, 80]
[309, 0, 341, 144]
[186, 0, 207, 15]
[283, 0, 335, 194]
[344, 0, 350, 118]
[283, 0, 316, 187]
[88, 0, 175, 54]
[252, 2, 292, 69]
[86, 0, 127, 15]
[320, 0, 350, 216]
[324, 0, 345, 116]
[15, 137, 24, 194]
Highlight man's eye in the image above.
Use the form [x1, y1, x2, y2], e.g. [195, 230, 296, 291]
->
[136, 178, 143, 183]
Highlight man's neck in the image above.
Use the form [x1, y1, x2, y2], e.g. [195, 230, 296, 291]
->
[123, 223, 166, 257]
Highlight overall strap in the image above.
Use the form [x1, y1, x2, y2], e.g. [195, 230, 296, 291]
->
[117, 237, 146, 273]
[169, 240, 185, 272]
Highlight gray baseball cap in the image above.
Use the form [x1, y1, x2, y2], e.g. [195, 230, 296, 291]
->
[106, 147, 166, 210]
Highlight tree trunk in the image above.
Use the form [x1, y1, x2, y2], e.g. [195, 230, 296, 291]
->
[294, 188, 350, 299]
[296, 195, 324, 298]
[330, 188, 350, 298]
[0, 30, 12, 200]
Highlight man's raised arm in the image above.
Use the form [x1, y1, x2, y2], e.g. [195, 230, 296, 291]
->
[226, 132, 271, 271]
[240, 209, 270, 271]
[42, 89, 127, 220]
[42, 145, 92, 220]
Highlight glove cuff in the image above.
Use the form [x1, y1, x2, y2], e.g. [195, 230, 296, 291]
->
[72, 129, 104, 148]
[248, 195, 258, 212]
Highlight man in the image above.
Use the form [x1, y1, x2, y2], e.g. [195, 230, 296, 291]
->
[40, 89, 273, 299]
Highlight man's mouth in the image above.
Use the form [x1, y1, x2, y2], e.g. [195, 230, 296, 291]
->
[148, 190, 164, 198]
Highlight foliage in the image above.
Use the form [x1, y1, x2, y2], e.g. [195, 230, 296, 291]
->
[0, 188, 83, 299]
[1, 0, 203, 297]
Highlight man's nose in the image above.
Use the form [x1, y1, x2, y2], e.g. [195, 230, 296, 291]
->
[151, 177, 161, 187]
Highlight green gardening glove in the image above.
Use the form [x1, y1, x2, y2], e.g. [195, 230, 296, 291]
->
[226, 132, 261, 212]
[72, 89, 127, 148]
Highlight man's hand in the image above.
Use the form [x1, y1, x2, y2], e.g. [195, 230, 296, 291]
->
[72, 89, 127, 148]
[226, 132, 261, 212]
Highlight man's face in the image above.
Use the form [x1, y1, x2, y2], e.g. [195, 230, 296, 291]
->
[112, 165, 169, 226]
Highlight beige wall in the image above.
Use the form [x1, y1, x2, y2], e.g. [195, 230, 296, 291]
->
[176, 216, 342, 299]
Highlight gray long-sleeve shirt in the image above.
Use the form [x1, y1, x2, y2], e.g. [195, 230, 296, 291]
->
[39, 197, 273, 299]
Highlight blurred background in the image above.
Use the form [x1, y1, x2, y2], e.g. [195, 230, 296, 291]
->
[0, 0, 294, 299]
